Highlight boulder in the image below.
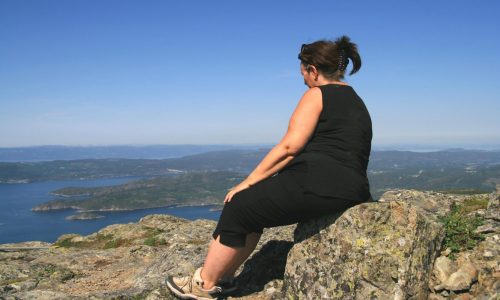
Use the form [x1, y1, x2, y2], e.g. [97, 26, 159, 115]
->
[439, 262, 478, 292]
[433, 256, 455, 285]
[283, 199, 446, 299]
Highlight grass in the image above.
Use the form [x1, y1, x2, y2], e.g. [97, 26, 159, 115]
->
[54, 236, 77, 248]
[438, 196, 489, 260]
[143, 228, 167, 246]
[438, 189, 490, 195]
[54, 233, 115, 249]
[461, 195, 490, 214]
[104, 238, 131, 249]
[55, 227, 169, 249]
[143, 236, 167, 246]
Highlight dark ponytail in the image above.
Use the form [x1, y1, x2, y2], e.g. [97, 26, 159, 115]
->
[334, 35, 361, 76]
[298, 35, 362, 80]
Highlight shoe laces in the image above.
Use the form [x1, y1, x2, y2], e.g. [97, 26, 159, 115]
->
[183, 270, 223, 294]
[176, 274, 194, 292]
[188, 276, 194, 293]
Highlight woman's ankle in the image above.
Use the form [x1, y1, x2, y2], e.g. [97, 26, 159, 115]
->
[199, 267, 216, 289]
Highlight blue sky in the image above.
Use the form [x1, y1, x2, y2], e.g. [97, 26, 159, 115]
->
[1, 1, 499, 148]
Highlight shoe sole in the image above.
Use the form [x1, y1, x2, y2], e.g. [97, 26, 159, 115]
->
[219, 284, 237, 295]
[165, 277, 215, 300]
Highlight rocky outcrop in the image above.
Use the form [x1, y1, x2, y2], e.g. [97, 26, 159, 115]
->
[283, 199, 446, 299]
[427, 187, 500, 299]
[0, 215, 295, 299]
[0, 189, 498, 299]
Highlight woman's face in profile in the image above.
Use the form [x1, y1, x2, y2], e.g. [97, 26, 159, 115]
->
[300, 63, 314, 88]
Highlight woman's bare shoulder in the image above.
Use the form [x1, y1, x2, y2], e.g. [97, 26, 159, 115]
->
[303, 87, 322, 98]
[297, 87, 322, 109]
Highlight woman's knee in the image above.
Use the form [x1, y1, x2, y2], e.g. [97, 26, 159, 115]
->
[224, 192, 254, 211]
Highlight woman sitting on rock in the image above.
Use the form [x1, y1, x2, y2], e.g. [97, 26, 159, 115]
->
[166, 35, 373, 300]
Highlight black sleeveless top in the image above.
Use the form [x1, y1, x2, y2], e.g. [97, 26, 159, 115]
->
[281, 83, 372, 202]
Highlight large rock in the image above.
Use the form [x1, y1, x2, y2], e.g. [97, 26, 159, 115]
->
[432, 256, 455, 285]
[283, 198, 446, 299]
[437, 262, 478, 292]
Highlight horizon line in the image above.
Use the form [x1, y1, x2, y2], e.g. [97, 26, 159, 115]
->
[1, 142, 500, 151]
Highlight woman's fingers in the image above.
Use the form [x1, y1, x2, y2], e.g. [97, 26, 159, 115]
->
[224, 182, 250, 204]
[224, 185, 237, 203]
[224, 191, 233, 203]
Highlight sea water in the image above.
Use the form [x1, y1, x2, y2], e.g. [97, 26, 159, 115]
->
[0, 177, 221, 244]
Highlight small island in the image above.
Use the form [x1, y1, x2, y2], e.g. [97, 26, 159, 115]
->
[65, 212, 105, 221]
[32, 171, 245, 215]
[209, 206, 224, 212]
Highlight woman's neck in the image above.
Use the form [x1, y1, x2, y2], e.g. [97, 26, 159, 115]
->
[313, 79, 348, 87]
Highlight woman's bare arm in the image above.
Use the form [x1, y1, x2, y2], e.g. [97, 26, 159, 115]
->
[225, 87, 323, 202]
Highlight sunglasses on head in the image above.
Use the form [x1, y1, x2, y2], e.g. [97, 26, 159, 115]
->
[299, 43, 309, 61]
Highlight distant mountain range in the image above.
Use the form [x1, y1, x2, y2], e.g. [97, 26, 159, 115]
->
[0, 144, 268, 162]
[2, 144, 498, 162]
[0, 149, 268, 183]
[1, 149, 499, 202]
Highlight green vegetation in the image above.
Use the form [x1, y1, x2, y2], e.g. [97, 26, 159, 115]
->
[33, 264, 75, 283]
[36, 264, 57, 277]
[143, 228, 167, 246]
[3, 150, 498, 204]
[144, 236, 167, 246]
[55, 233, 115, 249]
[65, 212, 104, 220]
[55, 233, 131, 249]
[438, 189, 490, 195]
[461, 195, 490, 213]
[34, 171, 245, 212]
[438, 196, 489, 260]
[55, 227, 169, 249]
[368, 164, 500, 199]
[54, 236, 76, 248]
[103, 238, 130, 249]
[0, 149, 265, 182]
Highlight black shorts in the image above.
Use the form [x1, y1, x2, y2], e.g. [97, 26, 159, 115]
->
[212, 169, 364, 247]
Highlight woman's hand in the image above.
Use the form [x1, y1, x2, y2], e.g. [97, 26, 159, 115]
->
[224, 181, 251, 204]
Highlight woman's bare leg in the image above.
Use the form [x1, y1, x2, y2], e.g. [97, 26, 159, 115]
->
[221, 233, 261, 279]
[200, 233, 261, 289]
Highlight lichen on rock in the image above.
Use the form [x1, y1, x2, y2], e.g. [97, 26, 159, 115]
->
[283, 197, 446, 299]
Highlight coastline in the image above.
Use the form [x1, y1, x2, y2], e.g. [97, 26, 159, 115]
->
[32, 202, 222, 213]
[0, 176, 224, 244]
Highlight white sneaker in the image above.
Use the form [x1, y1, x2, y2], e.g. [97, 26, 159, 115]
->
[166, 267, 222, 300]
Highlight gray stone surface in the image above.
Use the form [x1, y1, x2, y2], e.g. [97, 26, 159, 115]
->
[433, 256, 455, 285]
[283, 199, 445, 300]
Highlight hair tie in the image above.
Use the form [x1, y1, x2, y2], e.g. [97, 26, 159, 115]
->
[338, 49, 348, 71]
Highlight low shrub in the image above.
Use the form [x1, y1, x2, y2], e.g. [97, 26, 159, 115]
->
[143, 236, 167, 246]
[438, 200, 486, 260]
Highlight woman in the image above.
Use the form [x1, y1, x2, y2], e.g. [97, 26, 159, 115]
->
[166, 35, 372, 299]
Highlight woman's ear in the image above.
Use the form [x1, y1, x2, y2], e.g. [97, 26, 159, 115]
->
[310, 65, 319, 81]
